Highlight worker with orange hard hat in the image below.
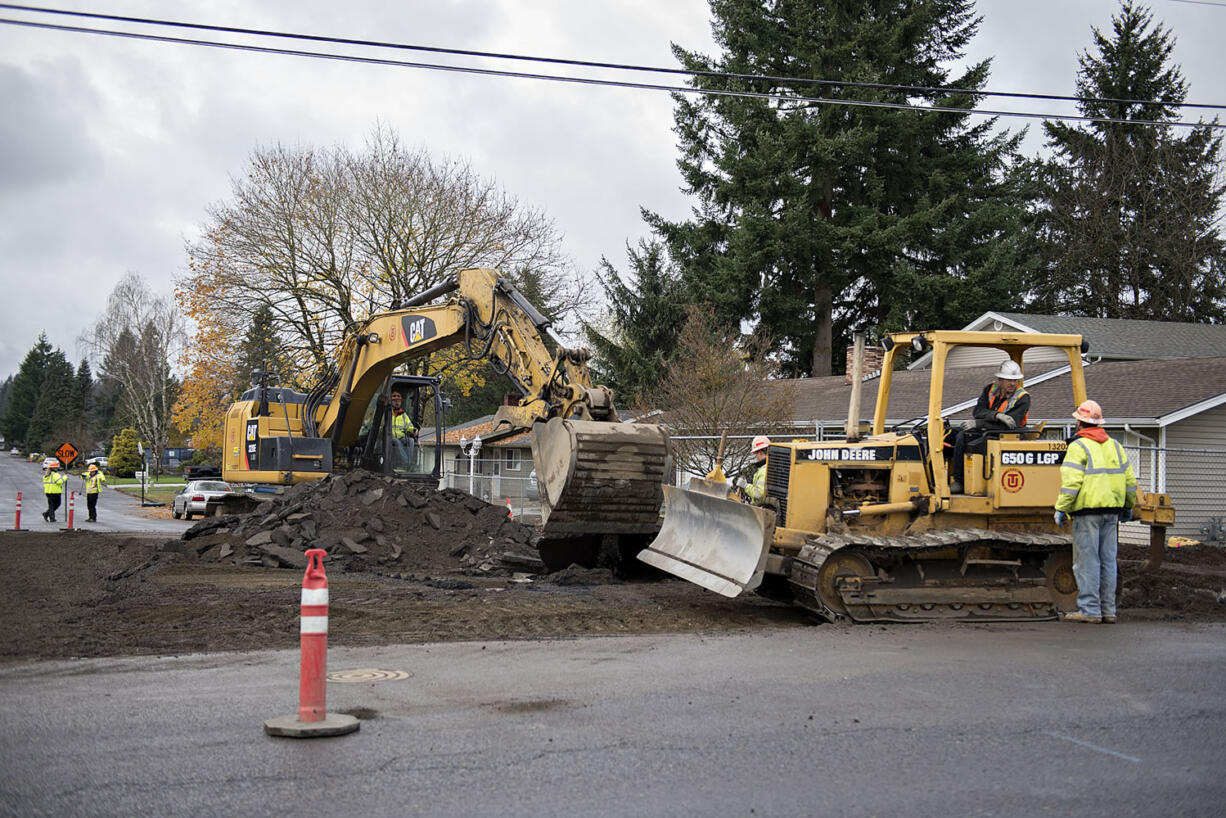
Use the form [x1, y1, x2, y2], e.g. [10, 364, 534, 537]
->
[41, 461, 67, 523]
[1055, 399, 1137, 624]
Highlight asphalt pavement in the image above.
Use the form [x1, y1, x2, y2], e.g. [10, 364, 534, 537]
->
[0, 453, 188, 534]
[1, 622, 1223, 817]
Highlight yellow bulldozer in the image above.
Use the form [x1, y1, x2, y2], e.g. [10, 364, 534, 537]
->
[640, 330, 1174, 623]
[220, 267, 671, 565]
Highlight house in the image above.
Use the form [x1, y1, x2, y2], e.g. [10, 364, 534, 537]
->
[418, 415, 535, 505]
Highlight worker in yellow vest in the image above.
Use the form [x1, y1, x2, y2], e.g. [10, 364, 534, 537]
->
[42, 462, 68, 522]
[389, 391, 418, 470]
[82, 463, 107, 522]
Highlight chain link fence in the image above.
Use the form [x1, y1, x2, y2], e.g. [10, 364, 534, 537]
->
[442, 456, 541, 523]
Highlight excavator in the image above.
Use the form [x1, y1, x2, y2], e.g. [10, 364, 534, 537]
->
[221, 267, 671, 563]
[640, 330, 1175, 623]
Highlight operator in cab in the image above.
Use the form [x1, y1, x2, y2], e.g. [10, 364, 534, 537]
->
[743, 435, 771, 504]
[948, 360, 1030, 494]
[389, 391, 418, 470]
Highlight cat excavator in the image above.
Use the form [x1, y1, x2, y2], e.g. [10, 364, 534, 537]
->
[640, 330, 1175, 622]
[221, 267, 670, 560]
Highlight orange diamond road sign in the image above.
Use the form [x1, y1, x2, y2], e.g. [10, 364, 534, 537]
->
[54, 442, 80, 467]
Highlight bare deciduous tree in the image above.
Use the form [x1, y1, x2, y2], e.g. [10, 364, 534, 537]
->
[84, 273, 182, 477]
[643, 306, 796, 481]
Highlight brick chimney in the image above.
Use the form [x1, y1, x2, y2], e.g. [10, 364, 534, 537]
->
[844, 344, 884, 384]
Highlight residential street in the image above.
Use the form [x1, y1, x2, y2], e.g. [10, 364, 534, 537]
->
[1, 625, 1224, 817]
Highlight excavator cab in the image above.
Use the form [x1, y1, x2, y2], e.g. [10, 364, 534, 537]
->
[352, 375, 444, 484]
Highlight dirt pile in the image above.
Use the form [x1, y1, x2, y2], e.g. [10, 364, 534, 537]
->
[1120, 542, 1226, 615]
[180, 470, 544, 575]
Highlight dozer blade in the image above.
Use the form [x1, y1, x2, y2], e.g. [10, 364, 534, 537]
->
[637, 485, 775, 598]
[530, 417, 671, 538]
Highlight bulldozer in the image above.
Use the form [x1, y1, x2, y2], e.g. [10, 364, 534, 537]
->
[640, 330, 1174, 623]
[220, 267, 671, 563]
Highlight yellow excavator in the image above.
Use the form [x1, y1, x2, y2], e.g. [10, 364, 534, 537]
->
[221, 268, 671, 562]
[640, 330, 1174, 622]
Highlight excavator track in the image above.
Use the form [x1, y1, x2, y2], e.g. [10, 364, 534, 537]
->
[788, 529, 1076, 623]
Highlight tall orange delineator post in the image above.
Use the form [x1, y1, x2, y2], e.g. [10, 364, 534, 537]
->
[10, 491, 26, 531]
[506, 497, 513, 519]
[64, 491, 75, 531]
[264, 548, 359, 738]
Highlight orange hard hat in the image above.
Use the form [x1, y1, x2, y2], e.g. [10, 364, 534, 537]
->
[751, 435, 771, 453]
[1072, 399, 1104, 425]
[48, 462, 59, 469]
[88, 463, 99, 472]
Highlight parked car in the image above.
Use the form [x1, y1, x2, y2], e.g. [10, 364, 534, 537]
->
[41, 456, 60, 470]
[172, 480, 243, 520]
[9, 447, 19, 456]
[85, 456, 109, 470]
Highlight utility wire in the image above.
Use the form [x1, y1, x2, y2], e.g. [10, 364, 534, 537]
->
[1, 16, 1222, 131]
[3, 2, 1224, 112]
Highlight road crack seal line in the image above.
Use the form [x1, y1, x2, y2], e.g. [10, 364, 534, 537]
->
[1041, 730, 1142, 763]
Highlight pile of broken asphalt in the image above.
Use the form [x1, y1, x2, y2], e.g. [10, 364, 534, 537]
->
[180, 469, 546, 576]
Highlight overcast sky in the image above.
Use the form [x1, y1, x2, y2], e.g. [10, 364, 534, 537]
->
[1, 0, 1222, 380]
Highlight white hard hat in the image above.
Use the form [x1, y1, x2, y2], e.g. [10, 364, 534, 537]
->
[751, 435, 771, 453]
[995, 360, 1023, 380]
[1072, 399, 1104, 425]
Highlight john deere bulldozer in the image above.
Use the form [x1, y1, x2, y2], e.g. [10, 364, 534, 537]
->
[640, 330, 1174, 623]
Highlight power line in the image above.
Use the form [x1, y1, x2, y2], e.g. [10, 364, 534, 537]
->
[3, 3, 1224, 113]
[1167, 0, 1226, 8]
[1, 16, 1222, 131]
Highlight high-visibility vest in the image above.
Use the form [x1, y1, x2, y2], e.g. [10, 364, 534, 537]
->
[987, 383, 1030, 426]
[1056, 434, 1137, 514]
[391, 409, 416, 439]
[84, 472, 107, 494]
[746, 460, 767, 503]
[43, 472, 67, 495]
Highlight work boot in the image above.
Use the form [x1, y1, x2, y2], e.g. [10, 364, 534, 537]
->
[42, 511, 50, 522]
[1101, 615, 1117, 624]
[1062, 612, 1101, 624]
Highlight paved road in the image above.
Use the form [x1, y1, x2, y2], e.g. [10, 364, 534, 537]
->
[0, 454, 187, 534]
[1, 622, 1222, 816]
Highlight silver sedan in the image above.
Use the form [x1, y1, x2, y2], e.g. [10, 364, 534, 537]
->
[172, 480, 242, 520]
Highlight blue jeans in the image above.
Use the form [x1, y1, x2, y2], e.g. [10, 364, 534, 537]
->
[1072, 512, 1119, 618]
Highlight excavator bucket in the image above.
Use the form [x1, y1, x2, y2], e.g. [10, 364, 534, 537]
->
[531, 417, 672, 538]
[637, 483, 776, 598]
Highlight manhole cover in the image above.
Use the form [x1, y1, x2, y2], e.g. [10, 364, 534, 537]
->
[327, 668, 412, 684]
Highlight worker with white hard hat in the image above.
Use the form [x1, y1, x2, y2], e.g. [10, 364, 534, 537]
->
[949, 359, 1031, 493]
[743, 435, 771, 504]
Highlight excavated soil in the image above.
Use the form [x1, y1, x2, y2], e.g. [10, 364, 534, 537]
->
[0, 474, 1222, 662]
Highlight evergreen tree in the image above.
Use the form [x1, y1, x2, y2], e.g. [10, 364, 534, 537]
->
[109, 427, 143, 478]
[1027, 1, 1226, 320]
[0, 376, 14, 438]
[648, 0, 1029, 375]
[1, 334, 54, 446]
[233, 305, 289, 396]
[26, 348, 75, 452]
[583, 240, 689, 404]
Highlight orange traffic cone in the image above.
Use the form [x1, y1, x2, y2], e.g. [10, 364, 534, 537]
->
[506, 498, 513, 519]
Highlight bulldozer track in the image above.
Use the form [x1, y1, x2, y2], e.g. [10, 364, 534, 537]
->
[789, 528, 1074, 624]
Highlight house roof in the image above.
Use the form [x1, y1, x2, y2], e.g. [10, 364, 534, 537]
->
[774, 356, 1226, 426]
[419, 415, 533, 447]
[972, 312, 1226, 360]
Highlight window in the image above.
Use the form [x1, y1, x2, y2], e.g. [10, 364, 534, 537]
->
[504, 448, 522, 471]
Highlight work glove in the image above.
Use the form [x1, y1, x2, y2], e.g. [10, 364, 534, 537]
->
[1053, 511, 1068, 526]
[995, 412, 1017, 429]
